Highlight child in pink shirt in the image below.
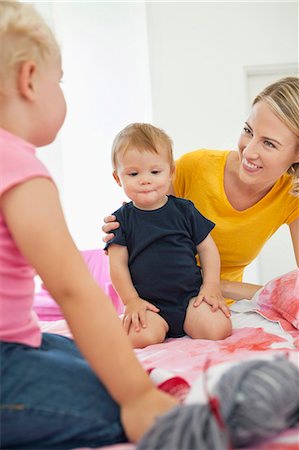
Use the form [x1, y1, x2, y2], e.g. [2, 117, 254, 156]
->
[0, 2, 176, 448]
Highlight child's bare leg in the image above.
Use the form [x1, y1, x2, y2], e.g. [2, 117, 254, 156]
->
[183, 299, 232, 340]
[128, 312, 168, 349]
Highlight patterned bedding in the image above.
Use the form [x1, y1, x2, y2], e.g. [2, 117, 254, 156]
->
[40, 297, 299, 450]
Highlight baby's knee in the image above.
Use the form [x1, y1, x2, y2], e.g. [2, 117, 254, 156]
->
[129, 328, 166, 349]
[207, 319, 232, 341]
[186, 316, 232, 341]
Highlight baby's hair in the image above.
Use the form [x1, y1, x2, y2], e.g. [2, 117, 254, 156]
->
[112, 123, 174, 171]
[0, 0, 60, 95]
[253, 76, 299, 196]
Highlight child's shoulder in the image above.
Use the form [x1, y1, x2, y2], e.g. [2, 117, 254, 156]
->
[168, 195, 196, 211]
[112, 201, 134, 217]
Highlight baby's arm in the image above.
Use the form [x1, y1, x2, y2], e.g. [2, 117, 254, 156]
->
[107, 244, 159, 332]
[194, 234, 230, 317]
[1, 178, 176, 441]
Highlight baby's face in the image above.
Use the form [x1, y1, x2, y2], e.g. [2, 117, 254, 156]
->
[113, 146, 174, 210]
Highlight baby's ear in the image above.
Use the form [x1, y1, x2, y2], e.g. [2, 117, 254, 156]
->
[18, 60, 36, 101]
[113, 171, 122, 186]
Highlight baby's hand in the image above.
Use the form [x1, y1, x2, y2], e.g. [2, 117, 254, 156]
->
[193, 283, 230, 317]
[122, 298, 159, 333]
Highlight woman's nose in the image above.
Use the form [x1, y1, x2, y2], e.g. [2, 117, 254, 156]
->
[243, 139, 260, 159]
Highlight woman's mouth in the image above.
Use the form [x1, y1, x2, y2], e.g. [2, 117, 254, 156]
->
[242, 158, 262, 172]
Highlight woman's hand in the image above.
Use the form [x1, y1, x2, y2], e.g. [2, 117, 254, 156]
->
[102, 214, 120, 243]
[123, 297, 160, 333]
[193, 282, 231, 317]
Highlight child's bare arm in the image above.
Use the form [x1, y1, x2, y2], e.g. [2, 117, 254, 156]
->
[108, 244, 140, 304]
[194, 234, 230, 317]
[108, 244, 159, 332]
[1, 178, 177, 441]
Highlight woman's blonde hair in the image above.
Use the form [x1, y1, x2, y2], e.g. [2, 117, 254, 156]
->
[0, 1, 60, 94]
[112, 123, 174, 171]
[253, 76, 299, 196]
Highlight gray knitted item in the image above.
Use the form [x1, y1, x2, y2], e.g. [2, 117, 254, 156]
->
[137, 358, 299, 450]
[218, 358, 299, 447]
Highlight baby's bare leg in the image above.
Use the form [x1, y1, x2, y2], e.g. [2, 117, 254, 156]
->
[128, 311, 169, 349]
[183, 298, 232, 340]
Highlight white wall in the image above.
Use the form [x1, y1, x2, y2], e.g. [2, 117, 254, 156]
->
[35, 1, 153, 248]
[34, 1, 298, 284]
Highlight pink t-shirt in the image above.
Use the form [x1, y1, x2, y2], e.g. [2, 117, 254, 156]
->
[0, 128, 51, 347]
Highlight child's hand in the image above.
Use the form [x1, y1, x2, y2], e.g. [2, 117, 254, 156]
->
[121, 387, 178, 442]
[193, 283, 231, 317]
[122, 298, 159, 333]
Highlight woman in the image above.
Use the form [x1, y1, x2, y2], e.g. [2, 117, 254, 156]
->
[103, 77, 299, 302]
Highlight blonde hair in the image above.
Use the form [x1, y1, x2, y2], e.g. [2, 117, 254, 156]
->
[253, 76, 299, 196]
[112, 123, 174, 171]
[0, 1, 60, 94]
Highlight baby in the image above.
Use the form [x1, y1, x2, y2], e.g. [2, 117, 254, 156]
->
[105, 123, 232, 348]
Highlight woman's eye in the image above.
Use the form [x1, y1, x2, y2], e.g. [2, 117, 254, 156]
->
[264, 140, 276, 149]
[243, 127, 252, 135]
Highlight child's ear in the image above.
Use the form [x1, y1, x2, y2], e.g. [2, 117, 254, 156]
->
[18, 60, 36, 101]
[113, 171, 122, 186]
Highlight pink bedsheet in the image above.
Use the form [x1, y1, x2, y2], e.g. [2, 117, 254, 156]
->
[40, 309, 299, 450]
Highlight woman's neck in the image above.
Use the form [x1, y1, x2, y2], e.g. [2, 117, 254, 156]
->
[224, 152, 275, 211]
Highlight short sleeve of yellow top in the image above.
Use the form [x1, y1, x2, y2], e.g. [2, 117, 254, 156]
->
[173, 149, 299, 286]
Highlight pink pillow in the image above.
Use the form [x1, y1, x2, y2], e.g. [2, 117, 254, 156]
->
[34, 249, 123, 321]
[255, 269, 299, 333]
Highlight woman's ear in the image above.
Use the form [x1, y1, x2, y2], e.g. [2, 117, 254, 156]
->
[113, 171, 122, 187]
[18, 60, 36, 101]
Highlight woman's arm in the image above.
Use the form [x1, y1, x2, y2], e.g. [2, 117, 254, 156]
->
[2, 178, 177, 441]
[220, 279, 262, 301]
[289, 217, 299, 266]
[222, 217, 298, 301]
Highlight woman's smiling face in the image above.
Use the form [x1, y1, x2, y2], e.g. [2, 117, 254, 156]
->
[237, 100, 299, 188]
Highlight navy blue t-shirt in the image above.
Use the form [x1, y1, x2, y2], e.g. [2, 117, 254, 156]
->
[106, 195, 215, 310]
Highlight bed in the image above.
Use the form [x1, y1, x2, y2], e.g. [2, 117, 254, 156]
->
[34, 250, 299, 450]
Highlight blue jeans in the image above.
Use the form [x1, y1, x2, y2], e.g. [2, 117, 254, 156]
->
[0, 333, 127, 449]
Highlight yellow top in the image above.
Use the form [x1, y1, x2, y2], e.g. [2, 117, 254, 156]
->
[173, 149, 298, 284]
